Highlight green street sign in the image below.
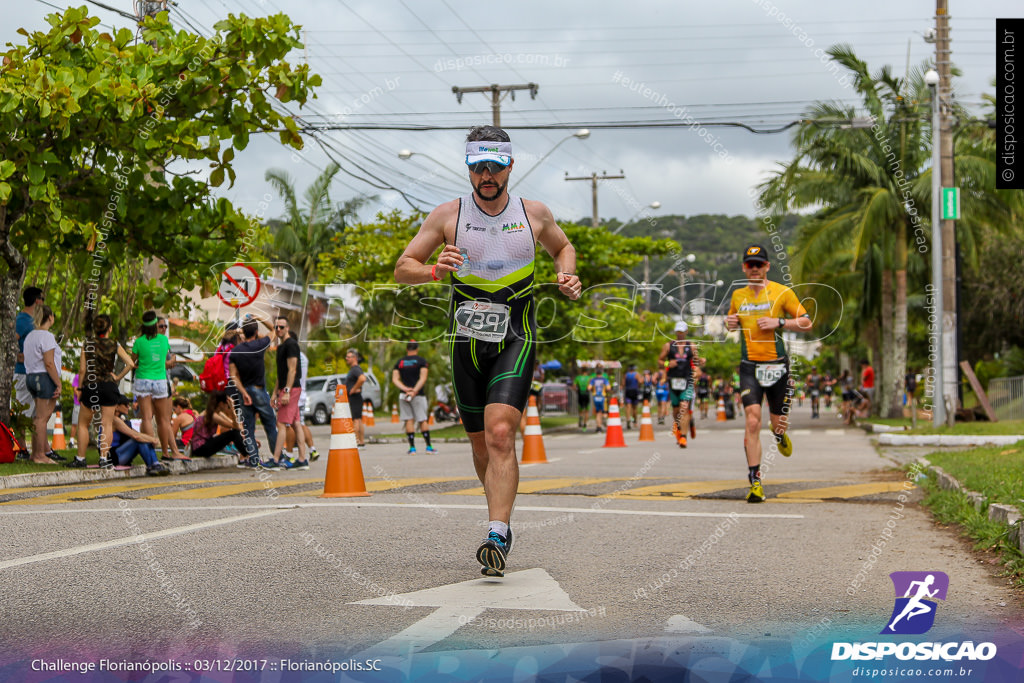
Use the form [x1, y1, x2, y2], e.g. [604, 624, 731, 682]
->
[942, 187, 960, 220]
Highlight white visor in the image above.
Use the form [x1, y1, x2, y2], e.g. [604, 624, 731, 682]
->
[466, 141, 513, 166]
[674, 321, 688, 333]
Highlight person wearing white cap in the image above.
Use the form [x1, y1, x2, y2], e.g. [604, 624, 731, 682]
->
[658, 320, 702, 448]
[394, 125, 582, 578]
[725, 244, 813, 503]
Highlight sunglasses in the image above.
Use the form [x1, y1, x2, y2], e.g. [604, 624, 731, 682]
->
[744, 261, 767, 268]
[157, 324, 168, 329]
[275, 325, 287, 330]
[468, 161, 507, 175]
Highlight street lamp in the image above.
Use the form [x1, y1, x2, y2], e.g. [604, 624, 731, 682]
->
[397, 149, 466, 182]
[925, 67, 945, 427]
[510, 129, 590, 191]
[625, 200, 661, 228]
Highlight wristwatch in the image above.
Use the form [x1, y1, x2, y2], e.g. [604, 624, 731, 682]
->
[283, 388, 290, 393]
[778, 318, 785, 330]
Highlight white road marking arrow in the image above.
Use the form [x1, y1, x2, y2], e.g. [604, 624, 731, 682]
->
[665, 614, 712, 634]
[353, 568, 586, 656]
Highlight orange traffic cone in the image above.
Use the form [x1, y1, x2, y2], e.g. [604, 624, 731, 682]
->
[363, 400, 375, 427]
[391, 404, 400, 423]
[321, 384, 370, 498]
[51, 408, 67, 451]
[603, 397, 627, 448]
[521, 396, 548, 464]
[716, 397, 727, 422]
[638, 400, 655, 441]
[429, 411, 435, 426]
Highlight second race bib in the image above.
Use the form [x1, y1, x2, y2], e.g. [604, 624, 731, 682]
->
[755, 362, 786, 388]
[454, 300, 510, 343]
[670, 378, 688, 391]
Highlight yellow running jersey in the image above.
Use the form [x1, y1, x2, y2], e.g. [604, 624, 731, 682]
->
[728, 280, 807, 362]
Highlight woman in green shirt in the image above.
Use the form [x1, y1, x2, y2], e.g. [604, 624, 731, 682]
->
[131, 310, 175, 460]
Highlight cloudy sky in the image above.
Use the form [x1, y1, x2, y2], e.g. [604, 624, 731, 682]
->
[4, 0, 1017, 225]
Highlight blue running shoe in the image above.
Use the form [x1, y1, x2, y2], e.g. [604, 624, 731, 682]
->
[425, 446, 437, 453]
[407, 446, 417, 455]
[477, 528, 513, 577]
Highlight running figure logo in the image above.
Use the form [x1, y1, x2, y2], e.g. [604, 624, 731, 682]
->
[882, 571, 949, 635]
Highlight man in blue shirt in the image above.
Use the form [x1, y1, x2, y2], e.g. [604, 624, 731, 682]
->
[588, 365, 611, 433]
[13, 287, 45, 449]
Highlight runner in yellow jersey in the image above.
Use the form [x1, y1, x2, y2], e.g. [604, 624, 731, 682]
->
[726, 244, 812, 503]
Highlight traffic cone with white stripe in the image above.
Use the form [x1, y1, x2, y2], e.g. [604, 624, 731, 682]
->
[363, 400, 375, 427]
[638, 400, 655, 442]
[51, 408, 67, 451]
[391, 403, 400, 423]
[321, 384, 370, 498]
[603, 397, 627, 448]
[716, 397, 727, 422]
[521, 395, 548, 464]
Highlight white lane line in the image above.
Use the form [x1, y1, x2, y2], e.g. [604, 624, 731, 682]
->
[0, 509, 286, 570]
[0, 502, 802, 520]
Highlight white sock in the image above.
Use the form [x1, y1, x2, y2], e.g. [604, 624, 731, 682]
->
[488, 521, 509, 538]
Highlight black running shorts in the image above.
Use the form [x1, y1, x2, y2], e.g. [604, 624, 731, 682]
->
[450, 336, 535, 433]
[739, 358, 793, 416]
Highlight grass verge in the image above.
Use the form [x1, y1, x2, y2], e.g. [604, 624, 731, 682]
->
[864, 418, 1024, 436]
[0, 447, 88, 477]
[914, 457, 1024, 588]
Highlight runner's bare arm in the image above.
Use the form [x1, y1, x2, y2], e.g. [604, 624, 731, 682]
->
[525, 200, 581, 300]
[395, 200, 463, 284]
[658, 341, 671, 365]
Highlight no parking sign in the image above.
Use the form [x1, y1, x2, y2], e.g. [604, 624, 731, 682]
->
[217, 263, 261, 308]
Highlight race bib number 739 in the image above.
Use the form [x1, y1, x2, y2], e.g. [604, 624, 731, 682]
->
[455, 300, 511, 342]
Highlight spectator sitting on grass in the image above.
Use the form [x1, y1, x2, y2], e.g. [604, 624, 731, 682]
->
[188, 391, 250, 460]
[110, 395, 169, 476]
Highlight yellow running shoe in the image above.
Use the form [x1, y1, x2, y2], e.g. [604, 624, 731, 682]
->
[747, 480, 765, 503]
[777, 432, 793, 457]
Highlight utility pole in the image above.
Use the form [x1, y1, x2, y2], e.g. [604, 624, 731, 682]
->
[135, 1, 167, 22]
[135, 1, 169, 284]
[564, 171, 625, 229]
[935, 0, 958, 424]
[452, 83, 539, 127]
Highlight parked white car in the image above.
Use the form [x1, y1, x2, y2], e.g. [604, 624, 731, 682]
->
[303, 371, 382, 425]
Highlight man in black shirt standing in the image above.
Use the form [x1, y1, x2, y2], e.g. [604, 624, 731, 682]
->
[391, 340, 434, 454]
[229, 316, 278, 466]
[269, 317, 307, 469]
[344, 348, 367, 448]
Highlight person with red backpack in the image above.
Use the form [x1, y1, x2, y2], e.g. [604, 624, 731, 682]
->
[199, 325, 240, 392]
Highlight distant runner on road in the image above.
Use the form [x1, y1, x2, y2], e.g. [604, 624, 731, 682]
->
[394, 125, 581, 577]
[726, 244, 812, 503]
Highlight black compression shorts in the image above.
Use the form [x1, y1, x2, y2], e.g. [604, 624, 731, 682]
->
[450, 336, 535, 433]
[739, 358, 793, 416]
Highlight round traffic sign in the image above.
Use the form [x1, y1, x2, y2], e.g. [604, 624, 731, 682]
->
[217, 263, 261, 308]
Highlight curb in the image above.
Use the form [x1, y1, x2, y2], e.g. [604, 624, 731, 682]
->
[878, 434, 1024, 447]
[923, 460, 1024, 554]
[0, 454, 237, 490]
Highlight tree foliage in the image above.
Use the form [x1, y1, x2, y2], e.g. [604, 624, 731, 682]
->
[0, 6, 320, 422]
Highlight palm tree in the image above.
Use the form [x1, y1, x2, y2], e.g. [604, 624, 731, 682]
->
[759, 45, 938, 417]
[264, 163, 368, 339]
[762, 47, 1016, 416]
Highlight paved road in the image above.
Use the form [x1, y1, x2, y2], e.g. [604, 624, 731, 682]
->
[1, 401, 1021, 675]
